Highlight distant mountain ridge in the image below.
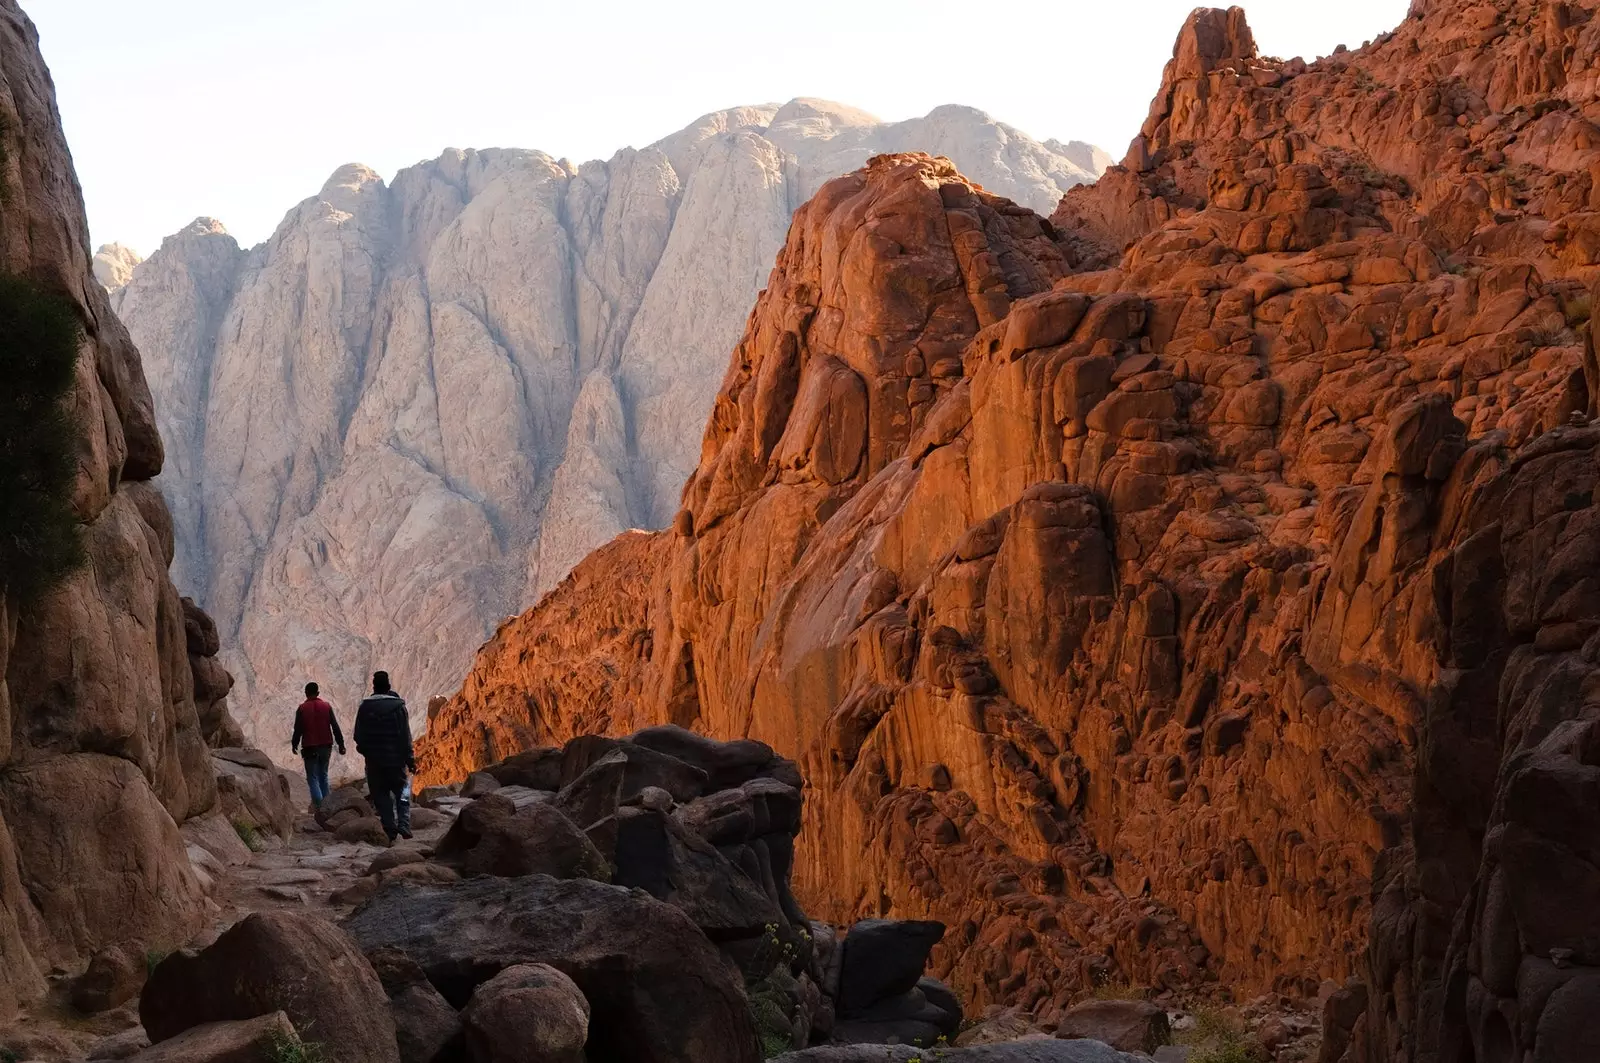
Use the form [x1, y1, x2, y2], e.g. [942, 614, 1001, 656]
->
[105, 98, 1108, 758]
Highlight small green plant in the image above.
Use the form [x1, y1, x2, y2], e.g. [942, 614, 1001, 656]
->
[266, 1030, 328, 1063]
[747, 922, 802, 1058]
[0, 274, 87, 601]
[144, 948, 168, 976]
[232, 818, 264, 852]
[1178, 1008, 1262, 1063]
[2, 1046, 22, 1063]
[1088, 981, 1149, 1001]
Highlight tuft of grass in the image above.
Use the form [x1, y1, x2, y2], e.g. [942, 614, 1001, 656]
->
[1, 1048, 20, 1063]
[232, 818, 265, 852]
[1088, 981, 1149, 1002]
[267, 1030, 329, 1063]
[0, 274, 87, 601]
[1178, 1008, 1262, 1063]
[144, 948, 168, 976]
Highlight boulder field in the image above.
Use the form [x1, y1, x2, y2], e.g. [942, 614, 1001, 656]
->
[115, 728, 1151, 1062]
[418, 3, 1600, 1061]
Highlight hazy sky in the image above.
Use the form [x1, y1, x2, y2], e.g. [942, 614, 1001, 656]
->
[31, 0, 1411, 255]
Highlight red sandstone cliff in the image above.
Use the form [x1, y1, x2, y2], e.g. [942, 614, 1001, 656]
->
[420, 3, 1600, 1059]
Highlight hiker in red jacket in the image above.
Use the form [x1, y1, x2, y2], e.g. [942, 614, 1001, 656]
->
[290, 681, 345, 809]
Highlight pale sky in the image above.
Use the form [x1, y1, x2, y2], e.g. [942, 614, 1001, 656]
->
[29, 0, 1411, 255]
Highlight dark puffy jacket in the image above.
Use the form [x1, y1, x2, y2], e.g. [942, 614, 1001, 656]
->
[353, 691, 414, 770]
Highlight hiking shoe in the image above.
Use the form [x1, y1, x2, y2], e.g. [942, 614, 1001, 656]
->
[399, 828, 414, 840]
[384, 832, 397, 847]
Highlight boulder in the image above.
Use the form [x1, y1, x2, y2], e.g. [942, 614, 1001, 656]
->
[315, 788, 374, 826]
[552, 749, 628, 852]
[368, 946, 462, 1063]
[212, 751, 297, 837]
[181, 812, 254, 868]
[837, 920, 947, 1013]
[461, 963, 588, 1063]
[125, 1013, 297, 1063]
[72, 943, 146, 1013]
[89, 1030, 154, 1061]
[1056, 1000, 1171, 1054]
[460, 772, 501, 798]
[141, 910, 398, 1063]
[483, 749, 562, 791]
[627, 726, 787, 790]
[416, 785, 459, 809]
[613, 806, 780, 939]
[675, 777, 802, 847]
[336, 816, 393, 846]
[559, 736, 710, 803]
[392, 982, 462, 1063]
[408, 807, 448, 831]
[343, 875, 761, 1063]
[436, 796, 607, 880]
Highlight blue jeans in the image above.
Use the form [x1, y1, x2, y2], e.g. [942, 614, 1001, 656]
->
[302, 746, 333, 805]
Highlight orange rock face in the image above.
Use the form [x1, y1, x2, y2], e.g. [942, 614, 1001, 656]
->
[422, 3, 1600, 1058]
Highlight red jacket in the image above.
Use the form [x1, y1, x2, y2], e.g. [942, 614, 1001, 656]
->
[292, 697, 344, 750]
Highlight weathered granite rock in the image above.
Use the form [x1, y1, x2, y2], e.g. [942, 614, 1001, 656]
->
[461, 963, 588, 1063]
[141, 910, 398, 1063]
[124, 1013, 298, 1063]
[343, 875, 761, 1063]
[109, 104, 1107, 762]
[417, 4, 1600, 1059]
[0, 0, 249, 1019]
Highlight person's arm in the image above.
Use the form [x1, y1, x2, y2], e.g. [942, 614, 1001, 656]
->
[290, 706, 303, 755]
[352, 704, 367, 756]
[330, 707, 346, 754]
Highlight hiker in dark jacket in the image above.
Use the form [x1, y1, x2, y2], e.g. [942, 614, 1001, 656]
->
[353, 670, 415, 842]
[290, 681, 345, 809]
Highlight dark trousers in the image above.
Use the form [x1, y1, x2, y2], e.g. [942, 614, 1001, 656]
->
[366, 763, 409, 839]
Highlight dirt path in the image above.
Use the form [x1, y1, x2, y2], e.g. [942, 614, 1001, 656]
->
[2, 796, 456, 1062]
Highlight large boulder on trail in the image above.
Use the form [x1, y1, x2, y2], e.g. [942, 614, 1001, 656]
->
[462, 963, 588, 1063]
[435, 793, 607, 880]
[613, 806, 780, 940]
[367, 947, 462, 1063]
[141, 910, 398, 1063]
[343, 875, 761, 1063]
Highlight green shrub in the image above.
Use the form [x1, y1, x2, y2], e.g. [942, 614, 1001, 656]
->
[144, 948, 169, 976]
[1179, 1007, 1262, 1063]
[232, 818, 264, 852]
[0, 274, 85, 600]
[266, 1030, 328, 1063]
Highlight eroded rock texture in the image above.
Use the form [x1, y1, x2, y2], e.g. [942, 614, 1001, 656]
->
[421, 3, 1600, 1060]
[0, 0, 238, 1019]
[106, 101, 1105, 759]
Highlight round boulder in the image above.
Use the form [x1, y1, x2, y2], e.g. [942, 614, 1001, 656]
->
[463, 963, 589, 1063]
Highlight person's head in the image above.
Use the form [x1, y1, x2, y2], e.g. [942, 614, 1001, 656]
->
[304, 681, 319, 698]
[372, 671, 391, 694]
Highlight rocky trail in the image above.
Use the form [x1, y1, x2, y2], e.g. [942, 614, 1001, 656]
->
[1, 731, 1328, 1063]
